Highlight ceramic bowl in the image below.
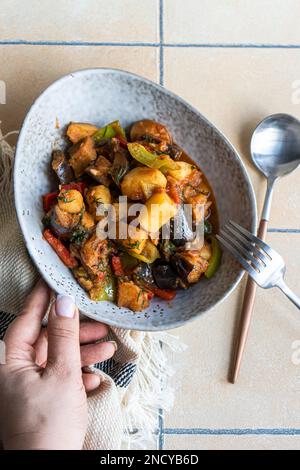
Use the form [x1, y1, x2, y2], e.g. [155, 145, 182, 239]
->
[14, 68, 256, 330]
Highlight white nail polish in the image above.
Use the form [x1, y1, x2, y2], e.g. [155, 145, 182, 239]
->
[56, 294, 76, 318]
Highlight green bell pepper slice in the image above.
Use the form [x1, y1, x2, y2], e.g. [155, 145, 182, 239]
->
[127, 142, 179, 173]
[93, 120, 126, 144]
[91, 269, 116, 301]
[205, 236, 221, 279]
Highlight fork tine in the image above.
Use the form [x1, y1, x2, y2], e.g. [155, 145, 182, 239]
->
[229, 221, 273, 257]
[220, 229, 262, 272]
[216, 234, 259, 280]
[224, 224, 269, 265]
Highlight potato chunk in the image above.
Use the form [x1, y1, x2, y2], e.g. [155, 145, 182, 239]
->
[138, 190, 178, 235]
[119, 227, 147, 255]
[167, 162, 194, 181]
[121, 167, 167, 201]
[81, 211, 95, 230]
[58, 189, 84, 214]
[187, 193, 212, 222]
[86, 185, 111, 221]
[66, 122, 98, 144]
[117, 280, 150, 312]
[69, 136, 97, 177]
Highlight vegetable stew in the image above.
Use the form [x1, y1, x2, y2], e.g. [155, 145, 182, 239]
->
[42, 119, 220, 312]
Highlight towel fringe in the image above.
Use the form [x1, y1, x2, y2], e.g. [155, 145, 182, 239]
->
[120, 332, 186, 449]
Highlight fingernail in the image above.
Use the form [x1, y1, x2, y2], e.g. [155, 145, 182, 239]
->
[56, 294, 76, 318]
[108, 340, 118, 351]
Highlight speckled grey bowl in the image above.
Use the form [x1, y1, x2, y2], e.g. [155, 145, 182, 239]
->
[14, 68, 256, 331]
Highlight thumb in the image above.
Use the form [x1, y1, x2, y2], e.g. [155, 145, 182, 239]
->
[46, 295, 81, 374]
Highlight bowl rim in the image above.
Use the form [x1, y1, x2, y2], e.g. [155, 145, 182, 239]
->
[14, 67, 257, 330]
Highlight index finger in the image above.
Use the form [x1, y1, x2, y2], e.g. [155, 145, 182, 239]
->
[4, 280, 50, 354]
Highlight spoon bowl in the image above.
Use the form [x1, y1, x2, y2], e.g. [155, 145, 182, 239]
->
[251, 113, 300, 179]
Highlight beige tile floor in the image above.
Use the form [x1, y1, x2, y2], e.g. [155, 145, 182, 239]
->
[0, 0, 159, 43]
[164, 0, 300, 45]
[164, 434, 300, 450]
[0, 45, 159, 134]
[1, 0, 300, 451]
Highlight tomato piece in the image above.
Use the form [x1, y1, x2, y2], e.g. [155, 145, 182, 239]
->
[111, 256, 124, 277]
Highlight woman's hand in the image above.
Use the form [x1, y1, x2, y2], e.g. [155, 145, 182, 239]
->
[0, 280, 117, 450]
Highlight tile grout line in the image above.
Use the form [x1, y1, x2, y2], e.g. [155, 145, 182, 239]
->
[163, 428, 300, 436]
[0, 40, 158, 47]
[164, 43, 300, 49]
[267, 228, 300, 233]
[2, 39, 300, 49]
[158, 408, 164, 450]
[159, 0, 164, 86]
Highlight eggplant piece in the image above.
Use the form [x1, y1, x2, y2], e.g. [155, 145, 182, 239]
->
[152, 261, 179, 290]
[51, 150, 74, 184]
[69, 136, 97, 177]
[85, 155, 112, 186]
[171, 255, 194, 284]
[110, 149, 129, 186]
[158, 239, 176, 261]
[169, 205, 194, 247]
[167, 143, 183, 161]
[172, 250, 209, 284]
[134, 260, 183, 291]
[49, 205, 80, 239]
[132, 262, 155, 287]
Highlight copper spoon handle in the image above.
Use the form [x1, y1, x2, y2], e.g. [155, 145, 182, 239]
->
[229, 218, 268, 384]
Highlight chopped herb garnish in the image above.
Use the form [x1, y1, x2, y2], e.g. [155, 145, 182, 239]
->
[70, 226, 88, 246]
[58, 190, 75, 204]
[127, 240, 141, 249]
[93, 196, 104, 204]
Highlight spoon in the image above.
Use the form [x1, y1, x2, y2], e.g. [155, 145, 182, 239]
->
[230, 113, 300, 383]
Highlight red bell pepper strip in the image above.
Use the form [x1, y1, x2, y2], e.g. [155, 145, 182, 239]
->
[43, 229, 78, 268]
[148, 285, 176, 301]
[61, 181, 86, 194]
[42, 192, 58, 212]
[111, 256, 124, 277]
[115, 135, 128, 149]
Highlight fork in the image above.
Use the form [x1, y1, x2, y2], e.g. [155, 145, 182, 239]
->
[217, 221, 300, 309]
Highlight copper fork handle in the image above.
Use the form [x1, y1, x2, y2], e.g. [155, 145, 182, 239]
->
[229, 219, 268, 384]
